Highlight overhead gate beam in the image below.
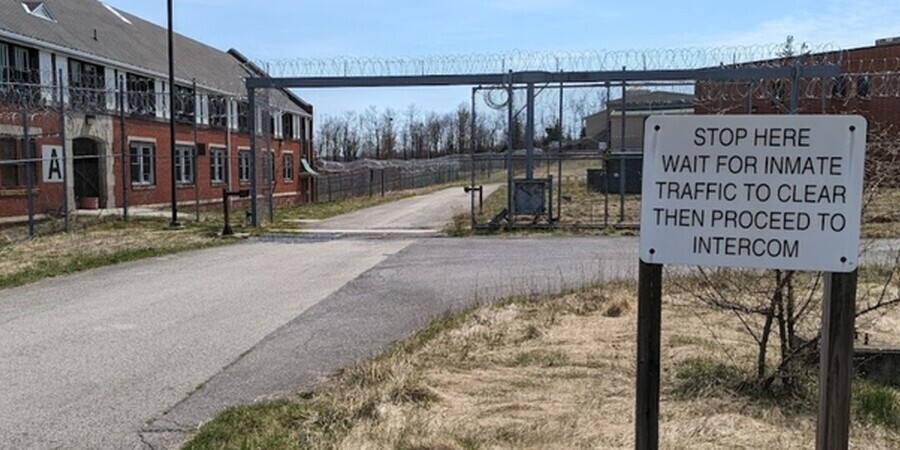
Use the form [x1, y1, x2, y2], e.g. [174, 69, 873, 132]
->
[246, 66, 841, 89]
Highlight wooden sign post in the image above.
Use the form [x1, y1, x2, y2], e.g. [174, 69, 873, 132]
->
[636, 261, 662, 450]
[817, 270, 858, 449]
[636, 115, 867, 450]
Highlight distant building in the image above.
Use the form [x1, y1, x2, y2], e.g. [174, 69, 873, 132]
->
[695, 38, 900, 139]
[0, 0, 315, 220]
[583, 90, 694, 151]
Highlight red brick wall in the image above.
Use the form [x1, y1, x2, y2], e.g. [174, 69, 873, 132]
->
[0, 110, 314, 219]
[696, 42, 900, 137]
[0, 108, 67, 219]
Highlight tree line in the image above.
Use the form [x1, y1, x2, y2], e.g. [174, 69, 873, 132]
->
[316, 89, 607, 162]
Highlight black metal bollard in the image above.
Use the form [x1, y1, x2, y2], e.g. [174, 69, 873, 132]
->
[222, 188, 251, 236]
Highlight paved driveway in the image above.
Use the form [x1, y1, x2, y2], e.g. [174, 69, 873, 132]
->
[302, 185, 500, 234]
[0, 240, 413, 449]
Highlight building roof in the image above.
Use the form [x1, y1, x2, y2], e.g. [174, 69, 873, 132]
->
[584, 89, 694, 123]
[0, 0, 310, 114]
[605, 89, 694, 111]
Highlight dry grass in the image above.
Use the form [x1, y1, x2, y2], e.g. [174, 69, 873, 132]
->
[558, 179, 641, 226]
[0, 218, 228, 289]
[863, 188, 900, 238]
[469, 165, 900, 236]
[186, 280, 900, 449]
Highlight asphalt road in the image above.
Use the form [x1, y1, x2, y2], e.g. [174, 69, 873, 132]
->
[303, 184, 500, 234]
[142, 236, 639, 449]
[0, 239, 414, 450]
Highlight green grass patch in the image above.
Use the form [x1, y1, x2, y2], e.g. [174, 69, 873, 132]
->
[0, 217, 234, 290]
[508, 349, 569, 368]
[673, 358, 750, 399]
[183, 400, 352, 450]
[853, 380, 900, 431]
[0, 242, 219, 290]
[673, 357, 817, 413]
[668, 335, 714, 349]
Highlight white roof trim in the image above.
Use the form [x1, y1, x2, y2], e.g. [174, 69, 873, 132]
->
[22, 2, 55, 22]
[100, 2, 133, 25]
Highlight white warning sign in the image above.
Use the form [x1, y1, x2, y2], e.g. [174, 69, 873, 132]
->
[639, 115, 867, 272]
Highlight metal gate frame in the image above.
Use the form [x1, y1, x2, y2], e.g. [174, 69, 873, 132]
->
[244, 65, 840, 227]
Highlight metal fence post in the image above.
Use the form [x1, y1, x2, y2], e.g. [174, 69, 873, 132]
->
[23, 102, 34, 237]
[619, 73, 627, 223]
[248, 86, 258, 227]
[119, 76, 129, 221]
[193, 78, 200, 222]
[506, 72, 515, 229]
[58, 69, 70, 232]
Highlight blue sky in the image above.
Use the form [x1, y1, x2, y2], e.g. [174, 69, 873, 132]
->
[102, 0, 900, 119]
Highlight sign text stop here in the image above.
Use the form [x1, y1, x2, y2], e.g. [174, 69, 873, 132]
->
[639, 115, 867, 272]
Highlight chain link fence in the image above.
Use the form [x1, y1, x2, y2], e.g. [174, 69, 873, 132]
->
[4, 43, 900, 236]
[0, 68, 315, 238]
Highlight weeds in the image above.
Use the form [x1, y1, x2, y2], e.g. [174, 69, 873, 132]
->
[508, 350, 569, 368]
[854, 381, 900, 431]
[186, 279, 900, 449]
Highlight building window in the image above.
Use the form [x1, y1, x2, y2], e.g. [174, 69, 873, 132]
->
[772, 80, 786, 103]
[0, 41, 39, 100]
[210, 147, 227, 184]
[11, 44, 38, 84]
[0, 137, 37, 188]
[857, 75, 871, 98]
[174, 145, 194, 185]
[174, 85, 195, 124]
[209, 95, 228, 129]
[130, 141, 155, 186]
[283, 153, 294, 182]
[283, 113, 294, 140]
[69, 58, 106, 111]
[832, 75, 850, 99]
[238, 150, 251, 183]
[127, 73, 155, 117]
[303, 117, 312, 141]
[0, 42, 8, 85]
[237, 102, 249, 133]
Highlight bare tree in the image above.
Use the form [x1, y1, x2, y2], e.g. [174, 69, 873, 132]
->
[677, 130, 900, 394]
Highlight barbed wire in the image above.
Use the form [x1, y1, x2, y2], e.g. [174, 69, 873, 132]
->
[256, 44, 845, 78]
[0, 76, 313, 132]
[0, 52, 898, 140]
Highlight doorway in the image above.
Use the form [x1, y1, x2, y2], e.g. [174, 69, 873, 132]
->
[73, 138, 102, 208]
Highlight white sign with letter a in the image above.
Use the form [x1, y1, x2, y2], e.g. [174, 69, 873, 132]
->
[42, 145, 64, 183]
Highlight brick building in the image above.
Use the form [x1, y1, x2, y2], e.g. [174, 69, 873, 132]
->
[696, 39, 900, 138]
[583, 90, 694, 151]
[0, 0, 315, 220]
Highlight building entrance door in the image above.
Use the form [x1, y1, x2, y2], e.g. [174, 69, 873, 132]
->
[73, 138, 102, 209]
